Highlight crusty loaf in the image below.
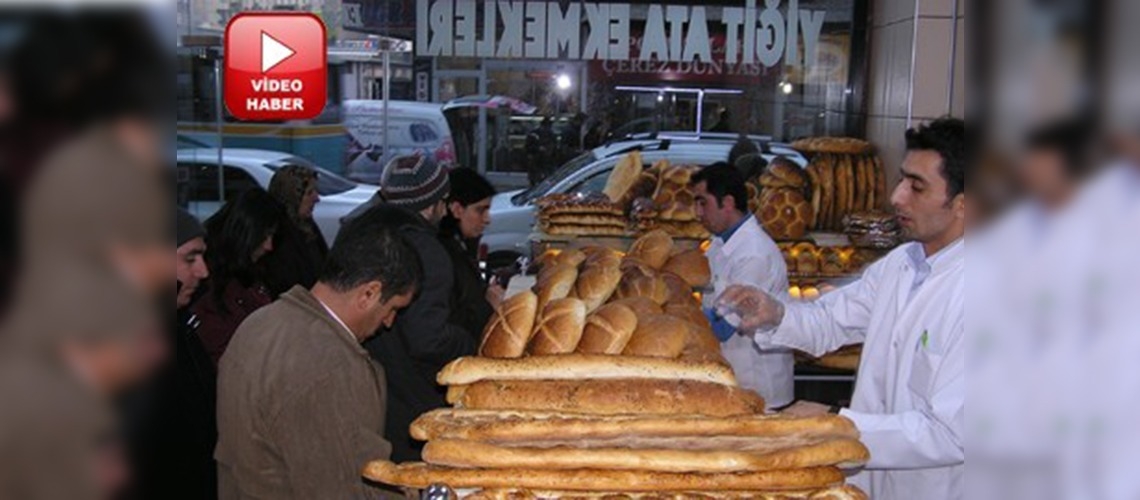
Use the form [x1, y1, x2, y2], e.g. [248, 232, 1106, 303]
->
[661, 249, 711, 288]
[423, 438, 869, 472]
[603, 151, 644, 203]
[661, 272, 695, 306]
[553, 248, 587, 268]
[458, 485, 868, 500]
[479, 291, 539, 358]
[623, 314, 687, 358]
[451, 379, 764, 417]
[437, 354, 738, 386]
[577, 303, 638, 355]
[410, 409, 860, 445]
[614, 265, 669, 305]
[534, 264, 579, 312]
[628, 229, 674, 269]
[607, 296, 664, 318]
[362, 462, 844, 492]
[574, 257, 622, 312]
[528, 298, 587, 355]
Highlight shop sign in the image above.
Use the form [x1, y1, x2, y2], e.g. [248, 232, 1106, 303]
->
[416, 0, 826, 69]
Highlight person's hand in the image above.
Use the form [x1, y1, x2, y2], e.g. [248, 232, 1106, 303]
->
[717, 285, 785, 332]
[780, 401, 834, 417]
[485, 284, 506, 309]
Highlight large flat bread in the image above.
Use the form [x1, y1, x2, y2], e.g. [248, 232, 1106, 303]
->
[437, 354, 738, 386]
[460, 485, 868, 500]
[422, 438, 869, 472]
[448, 379, 765, 417]
[410, 410, 859, 443]
[362, 461, 846, 492]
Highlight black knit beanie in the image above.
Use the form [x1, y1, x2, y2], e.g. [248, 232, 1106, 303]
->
[177, 208, 204, 247]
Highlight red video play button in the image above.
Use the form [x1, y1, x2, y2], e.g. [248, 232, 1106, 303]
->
[224, 13, 326, 121]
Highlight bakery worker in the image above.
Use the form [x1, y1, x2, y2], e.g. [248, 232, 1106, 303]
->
[691, 162, 794, 410]
[719, 118, 967, 499]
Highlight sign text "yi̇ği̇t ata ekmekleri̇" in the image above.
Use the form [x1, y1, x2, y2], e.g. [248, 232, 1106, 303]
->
[417, 0, 827, 68]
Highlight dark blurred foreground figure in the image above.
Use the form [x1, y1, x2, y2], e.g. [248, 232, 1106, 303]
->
[439, 168, 503, 337]
[192, 189, 283, 367]
[261, 165, 329, 298]
[215, 205, 422, 499]
[0, 120, 169, 500]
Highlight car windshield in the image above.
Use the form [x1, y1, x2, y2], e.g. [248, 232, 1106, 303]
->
[266, 157, 358, 196]
[512, 151, 598, 205]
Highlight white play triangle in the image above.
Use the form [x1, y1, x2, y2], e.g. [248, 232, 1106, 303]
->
[260, 31, 295, 73]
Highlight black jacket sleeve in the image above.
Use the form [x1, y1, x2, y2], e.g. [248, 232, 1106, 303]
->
[396, 230, 478, 366]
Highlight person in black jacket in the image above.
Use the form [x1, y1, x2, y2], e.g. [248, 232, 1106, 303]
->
[261, 165, 329, 298]
[439, 168, 504, 339]
[344, 155, 477, 463]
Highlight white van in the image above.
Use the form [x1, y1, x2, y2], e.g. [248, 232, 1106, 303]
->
[343, 100, 458, 184]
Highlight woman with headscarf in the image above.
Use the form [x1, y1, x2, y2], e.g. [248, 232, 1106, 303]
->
[192, 188, 283, 367]
[260, 165, 329, 298]
[439, 168, 504, 338]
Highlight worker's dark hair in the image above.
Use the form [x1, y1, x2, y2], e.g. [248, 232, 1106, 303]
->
[321, 205, 422, 302]
[905, 117, 967, 199]
[691, 163, 748, 213]
[1024, 116, 1098, 179]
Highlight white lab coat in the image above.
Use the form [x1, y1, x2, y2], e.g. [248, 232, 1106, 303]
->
[759, 239, 964, 500]
[703, 215, 794, 409]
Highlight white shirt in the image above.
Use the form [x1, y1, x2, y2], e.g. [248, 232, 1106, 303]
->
[759, 239, 964, 499]
[316, 298, 361, 345]
[703, 215, 794, 409]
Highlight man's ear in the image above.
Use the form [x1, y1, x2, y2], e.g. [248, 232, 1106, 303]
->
[720, 194, 734, 211]
[951, 193, 966, 221]
[355, 281, 383, 310]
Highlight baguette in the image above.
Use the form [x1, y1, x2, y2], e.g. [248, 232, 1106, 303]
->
[362, 462, 846, 492]
[450, 379, 764, 417]
[422, 438, 869, 472]
[410, 409, 858, 444]
[437, 354, 738, 386]
[459, 485, 868, 500]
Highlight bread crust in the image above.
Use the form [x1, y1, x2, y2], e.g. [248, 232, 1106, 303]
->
[362, 462, 846, 492]
[528, 298, 588, 355]
[577, 303, 639, 355]
[450, 379, 764, 417]
[661, 250, 711, 288]
[628, 229, 674, 269]
[437, 354, 738, 386]
[422, 438, 869, 472]
[622, 314, 687, 358]
[457, 484, 867, 500]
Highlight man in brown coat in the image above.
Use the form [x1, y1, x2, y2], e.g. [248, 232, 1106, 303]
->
[216, 206, 422, 499]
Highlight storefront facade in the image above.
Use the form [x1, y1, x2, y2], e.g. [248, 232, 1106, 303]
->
[417, 0, 870, 184]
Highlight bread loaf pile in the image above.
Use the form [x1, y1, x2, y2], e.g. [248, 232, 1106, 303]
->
[790, 138, 886, 232]
[754, 159, 815, 241]
[537, 193, 630, 237]
[777, 242, 881, 277]
[363, 232, 870, 499]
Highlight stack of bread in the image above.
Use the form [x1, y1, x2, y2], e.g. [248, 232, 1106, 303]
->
[602, 155, 710, 240]
[791, 137, 886, 232]
[777, 242, 881, 277]
[842, 211, 902, 249]
[364, 231, 870, 499]
[536, 193, 630, 237]
[754, 160, 815, 241]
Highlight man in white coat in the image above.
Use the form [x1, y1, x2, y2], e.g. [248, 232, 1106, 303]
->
[719, 118, 967, 499]
[691, 163, 793, 410]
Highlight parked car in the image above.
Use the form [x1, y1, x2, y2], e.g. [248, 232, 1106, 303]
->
[481, 134, 806, 267]
[176, 148, 377, 244]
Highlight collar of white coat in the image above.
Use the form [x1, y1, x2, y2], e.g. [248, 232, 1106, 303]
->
[716, 215, 765, 254]
[905, 237, 964, 274]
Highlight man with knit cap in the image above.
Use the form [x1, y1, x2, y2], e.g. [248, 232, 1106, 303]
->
[345, 154, 479, 463]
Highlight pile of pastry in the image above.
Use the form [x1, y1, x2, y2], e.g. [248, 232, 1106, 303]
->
[789, 138, 887, 233]
[609, 152, 710, 240]
[778, 243, 881, 277]
[748, 160, 815, 241]
[536, 192, 630, 237]
[363, 231, 870, 499]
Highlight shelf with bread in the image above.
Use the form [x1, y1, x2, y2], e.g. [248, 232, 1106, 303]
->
[364, 231, 871, 499]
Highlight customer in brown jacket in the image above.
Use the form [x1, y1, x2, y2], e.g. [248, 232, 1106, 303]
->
[215, 205, 422, 499]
